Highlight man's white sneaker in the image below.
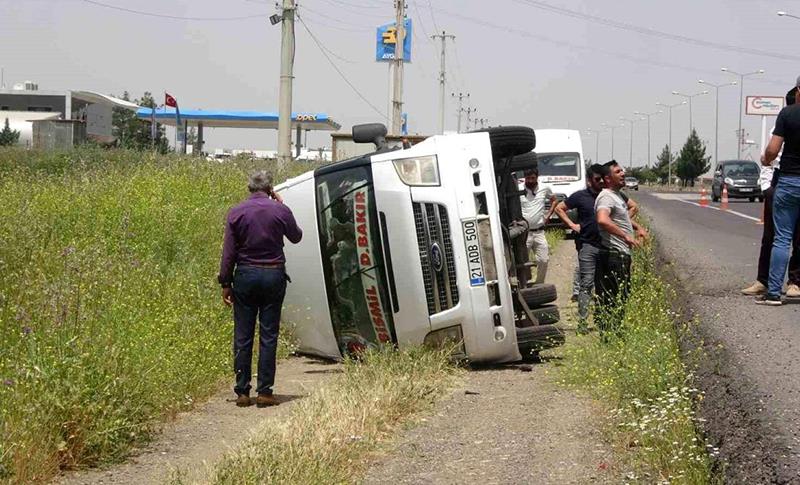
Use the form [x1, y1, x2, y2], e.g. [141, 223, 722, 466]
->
[787, 284, 800, 298]
[741, 281, 767, 296]
[755, 295, 783, 306]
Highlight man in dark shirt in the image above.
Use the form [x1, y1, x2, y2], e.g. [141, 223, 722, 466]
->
[554, 164, 605, 332]
[759, 76, 800, 305]
[218, 171, 303, 406]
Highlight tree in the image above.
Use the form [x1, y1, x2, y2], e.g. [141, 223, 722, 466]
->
[0, 118, 20, 146]
[112, 91, 169, 153]
[675, 129, 711, 187]
[653, 144, 675, 184]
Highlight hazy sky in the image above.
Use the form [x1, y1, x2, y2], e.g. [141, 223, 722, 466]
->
[3, 0, 798, 166]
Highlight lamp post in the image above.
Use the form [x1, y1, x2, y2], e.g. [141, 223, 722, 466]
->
[656, 101, 687, 187]
[634, 110, 662, 169]
[778, 10, 800, 20]
[671, 90, 708, 132]
[601, 122, 620, 160]
[585, 128, 603, 163]
[619, 116, 638, 170]
[721, 67, 765, 158]
[698, 79, 738, 169]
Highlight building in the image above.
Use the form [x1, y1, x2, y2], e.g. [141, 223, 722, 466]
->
[0, 83, 138, 148]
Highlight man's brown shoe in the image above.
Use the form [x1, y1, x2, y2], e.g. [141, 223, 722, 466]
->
[235, 394, 252, 407]
[256, 393, 279, 408]
[741, 281, 767, 296]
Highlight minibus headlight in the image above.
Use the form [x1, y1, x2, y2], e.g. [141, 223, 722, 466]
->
[392, 155, 440, 186]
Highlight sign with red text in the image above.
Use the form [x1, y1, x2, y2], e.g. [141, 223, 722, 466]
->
[746, 96, 785, 116]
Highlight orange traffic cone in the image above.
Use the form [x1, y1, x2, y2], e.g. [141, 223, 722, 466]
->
[699, 186, 709, 207]
[720, 184, 729, 210]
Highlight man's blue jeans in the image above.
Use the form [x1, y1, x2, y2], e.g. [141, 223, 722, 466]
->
[768, 175, 800, 297]
[577, 244, 601, 322]
[232, 265, 287, 396]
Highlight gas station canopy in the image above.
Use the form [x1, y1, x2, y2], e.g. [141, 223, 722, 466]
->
[136, 108, 341, 131]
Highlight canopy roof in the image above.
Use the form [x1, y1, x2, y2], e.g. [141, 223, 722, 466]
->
[71, 91, 141, 110]
[136, 108, 341, 131]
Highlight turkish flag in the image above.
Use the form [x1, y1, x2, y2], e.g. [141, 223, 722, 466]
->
[165, 93, 178, 108]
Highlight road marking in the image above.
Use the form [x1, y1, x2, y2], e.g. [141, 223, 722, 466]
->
[677, 199, 762, 222]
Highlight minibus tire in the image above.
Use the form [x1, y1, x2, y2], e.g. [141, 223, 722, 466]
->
[473, 126, 536, 159]
[508, 152, 538, 172]
[519, 284, 558, 308]
[530, 304, 560, 325]
[516, 324, 564, 359]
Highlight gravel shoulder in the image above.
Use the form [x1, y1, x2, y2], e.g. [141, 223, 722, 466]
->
[55, 357, 339, 485]
[363, 239, 618, 485]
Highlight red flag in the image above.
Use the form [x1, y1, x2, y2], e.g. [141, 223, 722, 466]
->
[165, 93, 178, 108]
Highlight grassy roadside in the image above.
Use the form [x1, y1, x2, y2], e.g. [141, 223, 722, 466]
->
[0, 148, 313, 483]
[556, 235, 715, 483]
[169, 346, 459, 485]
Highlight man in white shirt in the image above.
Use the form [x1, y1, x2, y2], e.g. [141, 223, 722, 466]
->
[520, 167, 557, 284]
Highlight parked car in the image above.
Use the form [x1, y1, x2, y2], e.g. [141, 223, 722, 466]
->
[276, 124, 564, 364]
[712, 160, 763, 202]
[624, 177, 639, 191]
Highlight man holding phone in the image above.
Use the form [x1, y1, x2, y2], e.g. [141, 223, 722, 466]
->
[218, 171, 303, 407]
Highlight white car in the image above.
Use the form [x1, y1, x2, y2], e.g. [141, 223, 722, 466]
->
[625, 177, 639, 191]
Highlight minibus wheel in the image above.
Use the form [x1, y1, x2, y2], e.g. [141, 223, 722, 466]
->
[472, 126, 536, 159]
[519, 283, 558, 308]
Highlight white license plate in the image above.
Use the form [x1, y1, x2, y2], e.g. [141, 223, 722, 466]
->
[462, 219, 485, 286]
[739, 188, 754, 192]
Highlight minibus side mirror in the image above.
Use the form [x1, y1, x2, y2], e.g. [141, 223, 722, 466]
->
[353, 123, 388, 151]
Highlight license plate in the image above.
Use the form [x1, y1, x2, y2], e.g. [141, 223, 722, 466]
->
[462, 219, 485, 286]
[739, 188, 754, 192]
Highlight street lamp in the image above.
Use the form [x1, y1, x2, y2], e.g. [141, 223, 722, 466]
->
[634, 110, 662, 169]
[671, 90, 708, 131]
[656, 101, 687, 187]
[698, 79, 738, 169]
[721, 67, 765, 158]
[601, 122, 621, 160]
[585, 128, 603, 163]
[619, 116, 639, 170]
[778, 11, 800, 20]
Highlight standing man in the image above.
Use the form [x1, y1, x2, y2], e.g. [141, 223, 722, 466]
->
[758, 76, 800, 306]
[555, 164, 605, 333]
[594, 161, 647, 334]
[218, 171, 303, 407]
[520, 167, 557, 284]
[742, 87, 800, 298]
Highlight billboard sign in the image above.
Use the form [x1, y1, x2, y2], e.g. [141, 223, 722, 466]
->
[376, 19, 412, 62]
[746, 96, 785, 116]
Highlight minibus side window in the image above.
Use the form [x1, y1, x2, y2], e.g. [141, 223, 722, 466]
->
[315, 165, 397, 356]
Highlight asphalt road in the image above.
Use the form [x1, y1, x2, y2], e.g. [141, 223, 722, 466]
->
[638, 190, 800, 482]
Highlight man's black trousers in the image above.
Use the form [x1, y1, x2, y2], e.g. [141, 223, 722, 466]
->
[232, 265, 287, 396]
[594, 248, 632, 335]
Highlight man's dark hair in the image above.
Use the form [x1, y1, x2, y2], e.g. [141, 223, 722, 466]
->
[599, 160, 619, 178]
[588, 163, 605, 178]
[787, 87, 796, 106]
[524, 167, 538, 177]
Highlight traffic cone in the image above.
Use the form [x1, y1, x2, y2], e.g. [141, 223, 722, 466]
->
[699, 186, 709, 207]
[720, 184, 729, 210]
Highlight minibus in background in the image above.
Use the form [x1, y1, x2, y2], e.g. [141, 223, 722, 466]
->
[277, 124, 563, 364]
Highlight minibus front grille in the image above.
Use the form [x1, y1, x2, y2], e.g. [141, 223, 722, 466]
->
[413, 202, 459, 315]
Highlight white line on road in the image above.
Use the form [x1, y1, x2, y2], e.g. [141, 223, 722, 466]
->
[677, 199, 762, 223]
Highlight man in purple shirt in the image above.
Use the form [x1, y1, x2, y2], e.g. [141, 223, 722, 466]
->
[218, 171, 302, 407]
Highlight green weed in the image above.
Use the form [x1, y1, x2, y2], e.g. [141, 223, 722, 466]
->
[0, 147, 314, 483]
[557, 239, 714, 484]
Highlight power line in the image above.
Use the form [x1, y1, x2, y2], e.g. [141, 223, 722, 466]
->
[427, 0, 441, 33]
[297, 14, 388, 121]
[513, 0, 800, 62]
[431, 6, 791, 86]
[79, 0, 268, 21]
[299, 10, 371, 33]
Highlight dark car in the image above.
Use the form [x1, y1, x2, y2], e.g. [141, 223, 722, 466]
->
[712, 160, 763, 202]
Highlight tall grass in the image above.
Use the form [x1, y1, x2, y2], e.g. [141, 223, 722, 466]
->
[558, 239, 714, 483]
[0, 148, 314, 483]
[179, 346, 458, 485]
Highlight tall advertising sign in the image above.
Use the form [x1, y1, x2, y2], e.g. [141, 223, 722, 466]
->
[375, 19, 412, 62]
[746, 95, 786, 155]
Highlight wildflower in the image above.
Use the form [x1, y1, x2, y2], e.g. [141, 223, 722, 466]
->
[61, 245, 76, 257]
[22, 325, 32, 336]
[3, 378, 13, 387]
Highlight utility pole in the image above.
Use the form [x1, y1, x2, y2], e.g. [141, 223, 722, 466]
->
[451, 92, 469, 132]
[657, 101, 687, 188]
[391, 0, 406, 135]
[721, 67, 764, 159]
[635, 110, 662, 169]
[276, 0, 296, 169]
[432, 31, 455, 135]
[463, 106, 476, 131]
[699, 79, 737, 169]
[619, 117, 637, 170]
